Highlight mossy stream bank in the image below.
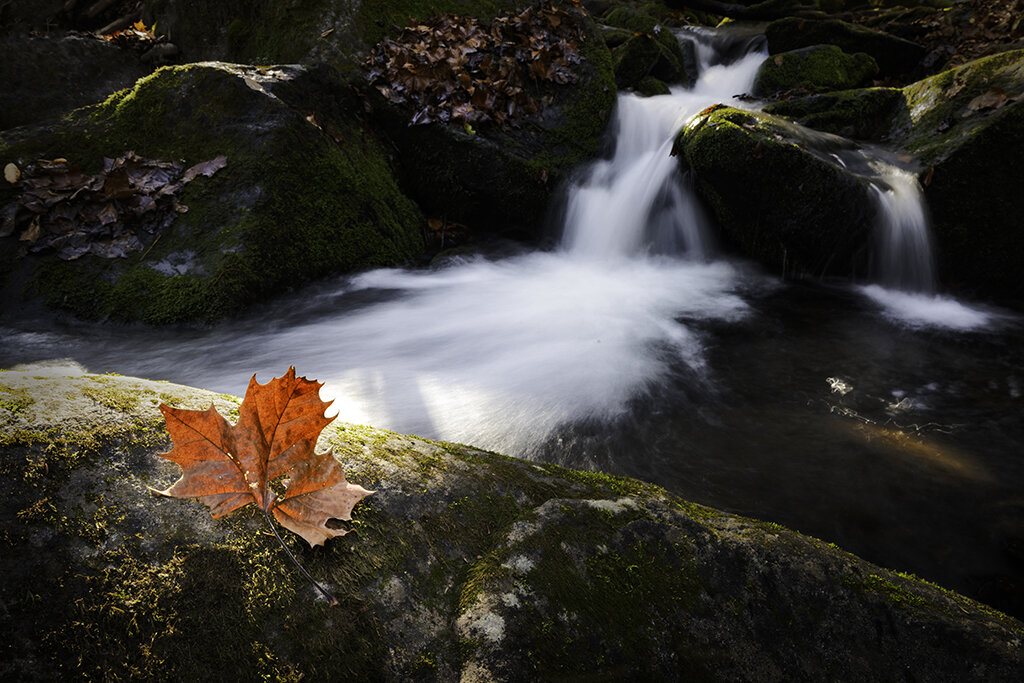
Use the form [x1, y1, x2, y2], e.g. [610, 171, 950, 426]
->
[1, 367, 1021, 680]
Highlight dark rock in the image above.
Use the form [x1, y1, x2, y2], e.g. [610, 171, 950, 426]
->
[766, 16, 927, 78]
[762, 87, 906, 141]
[637, 75, 672, 97]
[0, 34, 150, 131]
[752, 45, 879, 96]
[604, 8, 696, 88]
[2, 367, 1022, 680]
[897, 49, 1024, 299]
[675, 105, 878, 279]
[139, 0, 525, 71]
[0, 63, 423, 323]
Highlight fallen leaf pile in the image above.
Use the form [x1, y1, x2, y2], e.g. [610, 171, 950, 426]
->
[1, 152, 226, 260]
[154, 367, 372, 549]
[365, 2, 586, 127]
[98, 20, 160, 49]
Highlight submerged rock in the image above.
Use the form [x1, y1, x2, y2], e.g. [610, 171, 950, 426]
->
[1, 367, 1021, 679]
[0, 63, 424, 323]
[674, 105, 877, 279]
[752, 44, 878, 96]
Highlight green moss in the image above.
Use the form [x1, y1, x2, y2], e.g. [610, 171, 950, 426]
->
[80, 376, 144, 413]
[505, 503, 707, 677]
[753, 45, 878, 97]
[0, 383, 33, 414]
[4, 63, 424, 323]
[763, 86, 905, 140]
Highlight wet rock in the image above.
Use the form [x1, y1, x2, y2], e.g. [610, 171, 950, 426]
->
[752, 45, 878, 96]
[762, 87, 905, 141]
[0, 63, 423, 323]
[897, 49, 1024, 298]
[604, 7, 697, 88]
[0, 33, 149, 131]
[766, 16, 927, 79]
[674, 105, 877, 279]
[1, 367, 1022, 680]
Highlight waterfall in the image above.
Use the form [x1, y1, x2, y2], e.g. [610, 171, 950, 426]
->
[560, 34, 767, 259]
[869, 166, 936, 293]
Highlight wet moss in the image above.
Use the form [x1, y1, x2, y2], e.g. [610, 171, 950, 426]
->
[2, 63, 424, 323]
[753, 45, 879, 97]
[763, 86, 905, 141]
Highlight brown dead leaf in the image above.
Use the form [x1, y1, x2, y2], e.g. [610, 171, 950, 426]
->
[3, 162, 19, 184]
[965, 86, 1009, 113]
[181, 155, 228, 183]
[154, 366, 373, 548]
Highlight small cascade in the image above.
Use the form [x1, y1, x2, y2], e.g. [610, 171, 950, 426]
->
[869, 166, 936, 293]
[559, 32, 767, 260]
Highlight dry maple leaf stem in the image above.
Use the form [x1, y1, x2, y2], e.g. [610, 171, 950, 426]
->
[258, 505, 340, 606]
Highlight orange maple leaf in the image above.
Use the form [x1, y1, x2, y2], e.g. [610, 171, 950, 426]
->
[153, 367, 373, 547]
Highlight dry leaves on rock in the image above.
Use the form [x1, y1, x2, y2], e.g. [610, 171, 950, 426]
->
[1, 152, 226, 260]
[154, 367, 373, 549]
[365, 2, 585, 128]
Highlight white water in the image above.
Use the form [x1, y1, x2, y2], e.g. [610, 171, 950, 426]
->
[863, 164, 993, 329]
[295, 42, 772, 453]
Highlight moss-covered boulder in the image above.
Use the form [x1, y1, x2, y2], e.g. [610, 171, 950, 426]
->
[605, 7, 698, 88]
[0, 63, 423, 324]
[674, 105, 877, 279]
[752, 45, 878, 96]
[0, 34, 150, 131]
[897, 49, 1024, 298]
[2, 366, 1023, 679]
[757, 48, 1024, 299]
[765, 16, 926, 79]
[362, 7, 616, 238]
[762, 86, 906, 141]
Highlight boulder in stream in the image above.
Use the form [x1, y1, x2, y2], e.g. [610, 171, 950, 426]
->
[752, 44, 878, 96]
[674, 105, 877, 279]
[1, 366, 1022, 679]
[762, 48, 1024, 299]
[765, 16, 927, 79]
[0, 62, 424, 324]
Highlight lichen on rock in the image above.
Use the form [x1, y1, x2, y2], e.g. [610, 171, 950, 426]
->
[1, 367, 1022, 679]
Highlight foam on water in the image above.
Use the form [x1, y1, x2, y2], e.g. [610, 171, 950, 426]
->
[858, 284, 995, 330]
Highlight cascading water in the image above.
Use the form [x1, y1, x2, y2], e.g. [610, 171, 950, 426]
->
[2, 27, 1023, 618]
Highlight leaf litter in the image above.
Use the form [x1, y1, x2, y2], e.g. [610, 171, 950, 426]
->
[1, 152, 226, 260]
[365, 2, 586, 128]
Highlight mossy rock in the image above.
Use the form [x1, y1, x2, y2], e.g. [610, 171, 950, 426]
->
[0, 63, 424, 324]
[363, 9, 616, 238]
[1, 366, 1022, 679]
[894, 49, 1024, 299]
[675, 105, 877, 279]
[765, 16, 926, 79]
[604, 8, 696, 88]
[637, 75, 672, 97]
[762, 86, 905, 141]
[753, 45, 879, 96]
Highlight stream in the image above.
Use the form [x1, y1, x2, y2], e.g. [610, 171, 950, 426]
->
[2, 27, 1023, 618]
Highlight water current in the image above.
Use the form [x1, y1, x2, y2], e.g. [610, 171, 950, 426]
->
[2, 28, 1023, 617]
